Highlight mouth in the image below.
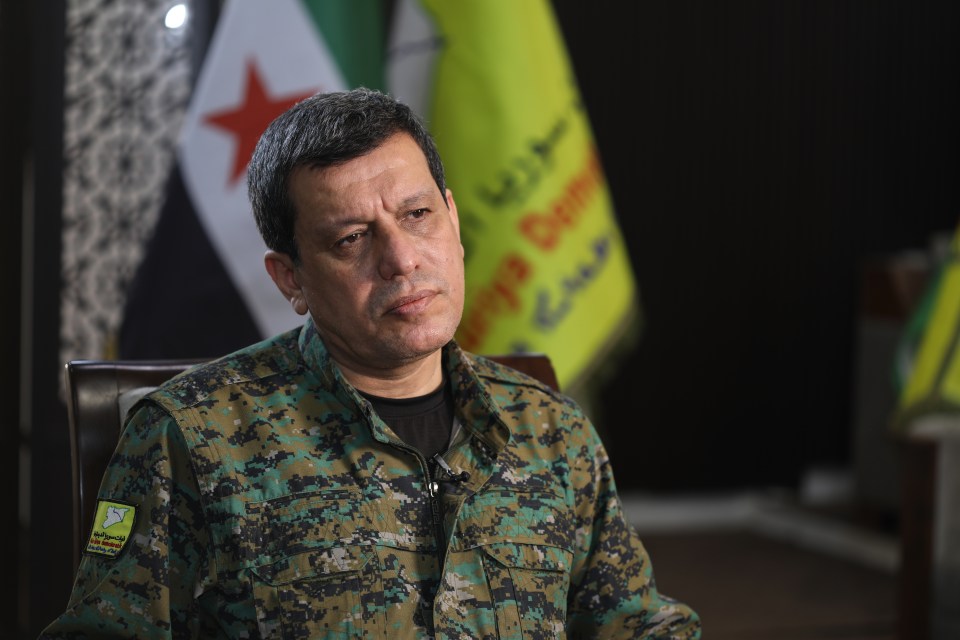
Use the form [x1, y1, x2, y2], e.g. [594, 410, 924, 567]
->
[386, 290, 437, 316]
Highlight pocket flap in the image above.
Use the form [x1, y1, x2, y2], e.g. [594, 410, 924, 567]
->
[454, 487, 573, 550]
[251, 545, 374, 586]
[481, 542, 572, 573]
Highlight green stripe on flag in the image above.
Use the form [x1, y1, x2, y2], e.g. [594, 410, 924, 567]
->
[303, 0, 386, 90]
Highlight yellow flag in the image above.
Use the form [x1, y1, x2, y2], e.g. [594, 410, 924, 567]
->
[389, 0, 638, 389]
[895, 223, 960, 433]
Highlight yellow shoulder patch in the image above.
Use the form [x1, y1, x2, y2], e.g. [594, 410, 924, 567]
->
[85, 499, 137, 558]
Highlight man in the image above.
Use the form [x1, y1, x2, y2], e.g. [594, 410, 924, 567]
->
[42, 88, 700, 638]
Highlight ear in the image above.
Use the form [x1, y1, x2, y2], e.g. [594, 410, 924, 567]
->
[264, 250, 309, 315]
[445, 189, 464, 258]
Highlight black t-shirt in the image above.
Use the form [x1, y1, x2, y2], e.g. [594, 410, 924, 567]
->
[360, 380, 454, 461]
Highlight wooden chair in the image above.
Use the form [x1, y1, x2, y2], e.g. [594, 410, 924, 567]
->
[63, 353, 559, 571]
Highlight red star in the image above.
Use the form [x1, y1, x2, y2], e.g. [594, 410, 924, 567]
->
[204, 60, 317, 185]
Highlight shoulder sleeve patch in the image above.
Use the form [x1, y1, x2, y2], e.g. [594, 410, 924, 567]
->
[85, 499, 137, 558]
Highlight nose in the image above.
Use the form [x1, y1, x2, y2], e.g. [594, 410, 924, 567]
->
[377, 225, 418, 280]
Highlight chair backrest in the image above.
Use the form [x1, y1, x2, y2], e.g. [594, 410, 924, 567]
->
[64, 353, 558, 571]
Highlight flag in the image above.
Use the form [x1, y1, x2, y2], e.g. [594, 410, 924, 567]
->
[119, 0, 385, 359]
[893, 222, 960, 435]
[387, 0, 640, 389]
[122, 0, 639, 391]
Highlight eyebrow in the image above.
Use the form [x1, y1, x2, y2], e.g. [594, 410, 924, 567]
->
[396, 187, 437, 211]
[313, 187, 441, 233]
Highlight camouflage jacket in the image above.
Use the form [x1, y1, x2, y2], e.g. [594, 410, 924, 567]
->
[42, 319, 700, 639]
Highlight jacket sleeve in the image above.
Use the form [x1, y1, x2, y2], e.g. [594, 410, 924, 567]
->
[566, 414, 701, 639]
[39, 402, 215, 639]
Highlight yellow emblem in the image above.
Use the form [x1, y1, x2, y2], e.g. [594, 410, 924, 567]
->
[85, 499, 136, 558]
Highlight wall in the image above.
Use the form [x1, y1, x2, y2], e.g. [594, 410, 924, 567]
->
[552, 0, 960, 491]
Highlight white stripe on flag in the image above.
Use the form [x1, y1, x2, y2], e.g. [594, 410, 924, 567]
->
[179, 0, 348, 338]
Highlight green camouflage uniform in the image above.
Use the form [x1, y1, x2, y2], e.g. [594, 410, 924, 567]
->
[42, 318, 701, 639]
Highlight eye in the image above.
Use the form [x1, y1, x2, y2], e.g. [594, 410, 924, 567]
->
[335, 231, 365, 248]
[407, 208, 429, 220]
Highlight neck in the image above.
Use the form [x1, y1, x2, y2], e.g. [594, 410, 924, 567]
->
[334, 349, 444, 399]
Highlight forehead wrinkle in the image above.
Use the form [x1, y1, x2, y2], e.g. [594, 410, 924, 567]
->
[292, 137, 438, 234]
[296, 175, 376, 232]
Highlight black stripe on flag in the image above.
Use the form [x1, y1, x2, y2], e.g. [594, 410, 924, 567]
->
[119, 162, 263, 360]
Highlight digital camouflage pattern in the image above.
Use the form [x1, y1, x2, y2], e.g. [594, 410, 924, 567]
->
[41, 318, 701, 639]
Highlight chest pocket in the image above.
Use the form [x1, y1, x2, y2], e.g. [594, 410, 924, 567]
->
[454, 486, 575, 639]
[482, 542, 572, 640]
[248, 490, 383, 639]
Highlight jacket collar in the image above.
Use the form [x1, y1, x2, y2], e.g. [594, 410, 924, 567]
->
[297, 317, 511, 453]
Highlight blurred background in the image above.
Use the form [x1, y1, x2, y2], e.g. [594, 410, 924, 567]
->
[3, 1, 959, 638]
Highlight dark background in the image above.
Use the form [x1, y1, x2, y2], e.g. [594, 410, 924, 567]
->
[554, 0, 960, 491]
[5, 1, 959, 636]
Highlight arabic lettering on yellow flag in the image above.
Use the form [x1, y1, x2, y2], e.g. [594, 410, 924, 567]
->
[412, 0, 638, 389]
[895, 223, 960, 434]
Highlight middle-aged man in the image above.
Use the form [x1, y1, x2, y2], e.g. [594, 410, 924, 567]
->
[41, 88, 701, 638]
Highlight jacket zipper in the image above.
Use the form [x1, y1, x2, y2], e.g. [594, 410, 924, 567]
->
[388, 436, 485, 637]
[386, 440, 447, 557]
[390, 417, 471, 556]
[426, 475, 443, 546]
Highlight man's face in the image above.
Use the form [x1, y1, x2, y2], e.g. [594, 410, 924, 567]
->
[269, 132, 465, 374]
